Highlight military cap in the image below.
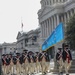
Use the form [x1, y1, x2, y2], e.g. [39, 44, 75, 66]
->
[23, 49, 28, 52]
[2, 54, 5, 56]
[16, 53, 20, 55]
[35, 52, 39, 54]
[64, 44, 69, 47]
[28, 51, 34, 54]
[58, 48, 62, 50]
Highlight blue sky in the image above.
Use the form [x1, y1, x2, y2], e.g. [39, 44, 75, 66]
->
[0, 0, 41, 43]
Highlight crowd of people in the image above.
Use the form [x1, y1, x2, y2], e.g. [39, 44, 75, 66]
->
[2, 44, 73, 75]
[2, 50, 50, 75]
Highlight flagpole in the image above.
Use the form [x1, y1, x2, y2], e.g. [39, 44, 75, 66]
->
[21, 17, 23, 32]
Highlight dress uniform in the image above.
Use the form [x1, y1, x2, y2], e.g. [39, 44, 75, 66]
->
[45, 52, 50, 73]
[13, 55, 17, 74]
[16, 53, 21, 75]
[40, 51, 47, 74]
[29, 51, 35, 74]
[9, 54, 14, 75]
[2, 54, 6, 75]
[62, 45, 72, 75]
[23, 52, 30, 75]
[35, 52, 40, 73]
[6, 54, 11, 74]
[19, 53, 24, 73]
[56, 48, 63, 75]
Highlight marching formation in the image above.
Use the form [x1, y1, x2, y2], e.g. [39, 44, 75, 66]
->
[2, 50, 50, 75]
[1, 44, 73, 75]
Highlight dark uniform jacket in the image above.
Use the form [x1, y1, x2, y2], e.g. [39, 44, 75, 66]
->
[62, 50, 72, 62]
[13, 56, 17, 65]
[29, 55, 35, 63]
[40, 53, 50, 62]
[35, 54, 40, 62]
[56, 52, 62, 61]
[6, 57, 11, 65]
[23, 54, 30, 63]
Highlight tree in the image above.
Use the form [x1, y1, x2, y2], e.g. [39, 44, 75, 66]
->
[65, 14, 75, 50]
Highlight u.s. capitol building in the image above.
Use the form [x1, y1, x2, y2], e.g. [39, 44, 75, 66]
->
[38, 0, 75, 58]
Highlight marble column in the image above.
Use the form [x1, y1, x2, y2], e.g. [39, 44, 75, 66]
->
[54, 15, 56, 29]
[41, 23, 43, 38]
[43, 22, 45, 38]
[57, 14, 60, 25]
[67, 11, 70, 21]
[48, 18, 50, 35]
[64, 13, 67, 23]
[61, 15, 64, 22]
[58, 0, 60, 2]
[50, 17, 52, 34]
[51, 16, 54, 32]
[48, 0, 50, 5]
[74, 8, 75, 13]
[46, 20, 48, 37]
[70, 10, 73, 16]
[61, 0, 64, 2]
[55, 0, 57, 3]
[51, 0, 53, 5]
[44, 21, 47, 37]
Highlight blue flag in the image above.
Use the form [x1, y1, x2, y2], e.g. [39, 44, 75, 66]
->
[42, 23, 64, 51]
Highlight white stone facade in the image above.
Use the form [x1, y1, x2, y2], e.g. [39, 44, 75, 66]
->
[38, 0, 75, 57]
[16, 28, 41, 53]
[2, 42, 17, 54]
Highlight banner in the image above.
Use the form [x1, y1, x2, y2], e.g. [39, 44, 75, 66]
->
[42, 23, 64, 51]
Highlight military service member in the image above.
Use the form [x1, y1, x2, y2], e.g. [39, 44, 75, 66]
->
[56, 48, 63, 75]
[62, 45, 72, 75]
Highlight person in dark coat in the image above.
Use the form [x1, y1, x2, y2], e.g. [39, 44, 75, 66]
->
[62, 45, 72, 75]
[56, 48, 63, 75]
[2, 54, 6, 75]
[5, 54, 11, 74]
[35, 52, 41, 73]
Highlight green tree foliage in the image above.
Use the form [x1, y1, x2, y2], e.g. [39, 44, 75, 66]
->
[65, 14, 75, 50]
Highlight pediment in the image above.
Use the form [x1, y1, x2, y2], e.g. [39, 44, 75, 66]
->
[16, 32, 21, 39]
[39, 6, 53, 18]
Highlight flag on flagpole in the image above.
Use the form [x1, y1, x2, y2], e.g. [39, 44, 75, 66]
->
[42, 22, 64, 51]
[21, 23, 23, 28]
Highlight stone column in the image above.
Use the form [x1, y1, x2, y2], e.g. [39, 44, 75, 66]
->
[44, 21, 47, 37]
[74, 8, 75, 13]
[57, 14, 60, 25]
[70, 10, 73, 16]
[54, 15, 56, 29]
[46, 20, 48, 37]
[58, 0, 60, 2]
[61, 0, 64, 2]
[43, 22, 45, 38]
[50, 17, 52, 34]
[48, 18, 51, 35]
[64, 13, 67, 24]
[41, 23, 43, 37]
[51, 0, 53, 5]
[51, 17, 54, 32]
[67, 11, 70, 20]
[55, 0, 57, 3]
